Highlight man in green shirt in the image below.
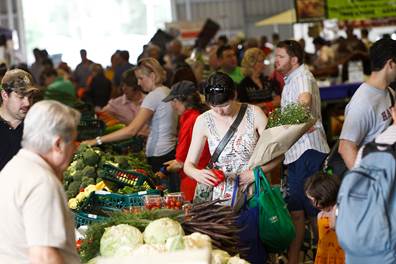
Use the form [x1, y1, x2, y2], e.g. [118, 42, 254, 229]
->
[42, 68, 77, 106]
[216, 45, 244, 84]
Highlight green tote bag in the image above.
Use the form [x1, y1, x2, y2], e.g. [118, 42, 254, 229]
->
[249, 166, 296, 252]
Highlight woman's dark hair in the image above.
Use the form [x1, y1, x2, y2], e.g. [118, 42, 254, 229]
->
[204, 72, 236, 106]
[177, 92, 209, 113]
[304, 171, 341, 209]
[171, 64, 197, 86]
[121, 68, 139, 90]
[0, 63, 7, 77]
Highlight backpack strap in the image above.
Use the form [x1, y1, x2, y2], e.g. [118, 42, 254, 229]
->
[388, 87, 395, 125]
[362, 141, 396, 159]
[388, 87, 395, 106]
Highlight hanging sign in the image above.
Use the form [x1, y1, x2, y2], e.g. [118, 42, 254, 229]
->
[327, 0, 396, 20]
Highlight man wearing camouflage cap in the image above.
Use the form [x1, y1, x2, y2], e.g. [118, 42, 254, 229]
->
[0, 69, 40, 170]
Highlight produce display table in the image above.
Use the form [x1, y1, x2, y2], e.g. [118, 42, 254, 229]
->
[86, 249, 210, 264]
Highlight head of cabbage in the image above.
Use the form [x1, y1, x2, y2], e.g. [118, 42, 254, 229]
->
[183, 232, 212, 250]
[143, 218, 184, 245]
[211, 249, 231, 264]
[100, 224, 143, 257]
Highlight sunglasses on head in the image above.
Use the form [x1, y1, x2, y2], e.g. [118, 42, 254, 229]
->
[205, 84, 226, 94]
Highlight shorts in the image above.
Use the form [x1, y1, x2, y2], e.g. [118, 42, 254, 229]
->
[285, 149, 327, 217]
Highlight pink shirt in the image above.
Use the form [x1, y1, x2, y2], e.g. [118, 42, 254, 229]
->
[102, 94, 142, 125]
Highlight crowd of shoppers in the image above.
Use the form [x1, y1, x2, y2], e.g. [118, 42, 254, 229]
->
[0, 28, 394, 264]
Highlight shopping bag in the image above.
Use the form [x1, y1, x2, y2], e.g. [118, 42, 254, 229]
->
[250, 167, 296, 252]
[237, 193, 268, 264]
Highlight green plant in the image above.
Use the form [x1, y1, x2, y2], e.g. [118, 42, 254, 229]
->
[267, 103, 312, 128]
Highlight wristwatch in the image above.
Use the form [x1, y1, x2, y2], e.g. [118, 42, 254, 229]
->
[95, 136, 103, 145]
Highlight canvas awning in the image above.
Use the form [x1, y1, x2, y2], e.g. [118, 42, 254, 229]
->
[255, 9, 296, 27]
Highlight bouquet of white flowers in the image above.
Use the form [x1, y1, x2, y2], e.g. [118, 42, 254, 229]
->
[248, 104, 315, 169]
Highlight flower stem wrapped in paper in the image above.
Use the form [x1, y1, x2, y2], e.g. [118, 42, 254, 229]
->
[248, 103, 316, 169]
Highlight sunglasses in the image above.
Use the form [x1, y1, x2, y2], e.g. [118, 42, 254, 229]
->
[204, 84, 226, 94]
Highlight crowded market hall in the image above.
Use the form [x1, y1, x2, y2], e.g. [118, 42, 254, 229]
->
[0, 0, 395, 263]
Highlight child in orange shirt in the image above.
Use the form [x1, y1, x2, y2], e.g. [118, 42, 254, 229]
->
[304, 172, 345, 264]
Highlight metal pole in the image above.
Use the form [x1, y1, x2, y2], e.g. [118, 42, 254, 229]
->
[241, 0, 248, 37]
[6, 0, 14, 30]
[15, 0, 27, 63]
[170, 0, 178, 22]
[186, 0, 192, 21]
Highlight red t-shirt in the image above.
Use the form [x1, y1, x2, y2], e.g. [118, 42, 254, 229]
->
[176, 108, 211, 201]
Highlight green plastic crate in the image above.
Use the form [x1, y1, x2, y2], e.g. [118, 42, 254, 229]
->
[84, 190, 160, 209]
[77, 118, 105, 141]
[100, 164, 155, 189]
[107, 136, 146, 154]
[74, 211, 108, 228]
[74, 190, 160, 227]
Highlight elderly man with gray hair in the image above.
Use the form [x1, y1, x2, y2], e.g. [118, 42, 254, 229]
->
[0, 100, 81, 264]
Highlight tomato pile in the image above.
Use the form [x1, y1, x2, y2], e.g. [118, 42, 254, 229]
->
[164, 193, 184, 210]
[144, 195, 162, 210]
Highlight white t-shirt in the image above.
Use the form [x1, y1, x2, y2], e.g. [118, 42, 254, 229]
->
[0, 149, 80, 264]
[340, 83, 394, 147]
[141, 85, 178, 157]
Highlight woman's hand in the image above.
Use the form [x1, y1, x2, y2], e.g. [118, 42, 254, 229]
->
[191, 169, 218, 186]
[81, 139, 97, 146]
[163, 159, 183, 173]
[239, 169, 254, 189]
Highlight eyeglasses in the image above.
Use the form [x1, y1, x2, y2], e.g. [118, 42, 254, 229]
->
[204, 84, 226, 94]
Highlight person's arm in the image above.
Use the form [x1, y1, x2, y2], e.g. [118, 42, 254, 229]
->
[298, 92, 312, 108]
[338, 139, 358, 169]
[184, 115, 217, 186]
[83, 107, 153, 145]
[29, 246, 63, 264]
[240, 105, 283, 186]
[239, 154, 284, 186]
[165, 115, 194, 173]
[163, 159, 184, 173]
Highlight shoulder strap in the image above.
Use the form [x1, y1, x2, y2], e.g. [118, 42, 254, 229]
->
[388, 87, 395, 106]
[387, 88, 395, 126]
[362, 140, 396, 159]
[208, 104, 248, 169]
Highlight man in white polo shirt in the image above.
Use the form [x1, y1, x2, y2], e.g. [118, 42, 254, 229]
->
[275, 40, 330, 264]
[0, 100, 81, 264]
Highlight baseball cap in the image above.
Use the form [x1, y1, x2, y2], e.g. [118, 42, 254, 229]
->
[1, 69, 39, 95]
[163, 80, 197, 102]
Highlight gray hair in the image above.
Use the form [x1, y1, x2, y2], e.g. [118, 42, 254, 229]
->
[22, 100, 81, 154]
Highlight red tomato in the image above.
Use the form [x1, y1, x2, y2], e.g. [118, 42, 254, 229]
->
[135, 169, 148, 176]
[76, 239, 83, 251]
